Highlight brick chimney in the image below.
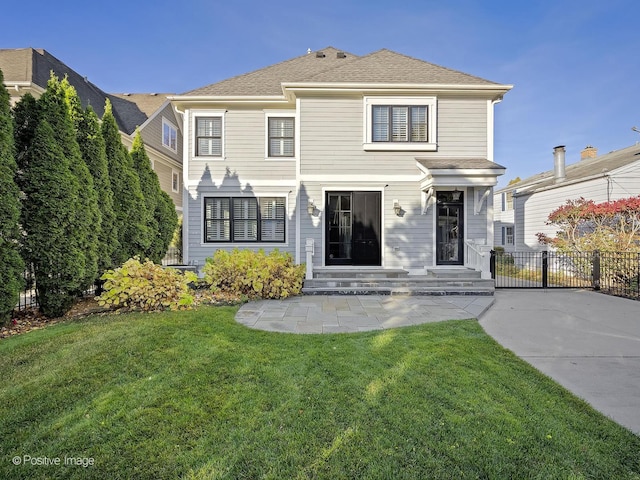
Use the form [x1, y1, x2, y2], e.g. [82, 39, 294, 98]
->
[581, 145, 597, 160]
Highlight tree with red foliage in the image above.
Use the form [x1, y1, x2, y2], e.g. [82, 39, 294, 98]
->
[538, 196, 640, 253]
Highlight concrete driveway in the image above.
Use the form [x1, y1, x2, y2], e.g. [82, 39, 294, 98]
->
[480, 289, 640, 436]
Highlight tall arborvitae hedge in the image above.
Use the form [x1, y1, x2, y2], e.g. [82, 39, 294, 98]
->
[101, 100, 150, 264]
[130, 131, 178, 263]
[0, 69, 24, 323]
[77, 105, 120, 273]
[40, 75, 100, 292]
[12, 93, 40, 187]
[21, 120, 83, 317]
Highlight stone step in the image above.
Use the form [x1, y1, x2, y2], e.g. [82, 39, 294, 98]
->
[427, 268, 482, 279]
[312, 268, 409, 279]
[301, 286, 495, 296]
[303, 277, 494, 289]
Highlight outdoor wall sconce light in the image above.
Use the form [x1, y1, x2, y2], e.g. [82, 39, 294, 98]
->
[307, 199, 316, 215]
[393, 199, 402, 216]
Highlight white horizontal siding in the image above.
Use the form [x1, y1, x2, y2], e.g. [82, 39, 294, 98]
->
[299, 96, 489, 176]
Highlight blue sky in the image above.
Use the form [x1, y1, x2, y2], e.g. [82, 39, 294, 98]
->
[2, 0, 639, 187]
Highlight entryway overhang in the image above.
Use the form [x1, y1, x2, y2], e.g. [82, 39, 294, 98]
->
[416, 158, 506, 190]
[416, 158, 506, 214]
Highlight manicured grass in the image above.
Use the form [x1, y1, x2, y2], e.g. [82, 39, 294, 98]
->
[1, 307, 639, 479]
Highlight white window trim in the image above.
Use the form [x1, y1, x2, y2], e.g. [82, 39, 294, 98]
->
[264, 110, 297, 161]
[193, 110, 226, 159]
[363, 96, 437, 152]
[200, 193, 290, 247]
[162, 117, 178, 153]
[171, 169, 179, 193]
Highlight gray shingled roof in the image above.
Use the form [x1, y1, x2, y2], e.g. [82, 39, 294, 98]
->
[500, 144, 640, 194]
[0, 48, 167, 135]
[305, 49, 500, 85]
[184, 47, 504, 97]
[418, 158, 506, 170]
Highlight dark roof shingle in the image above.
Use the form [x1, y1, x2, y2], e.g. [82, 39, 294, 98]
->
[183, 47, 505, 97]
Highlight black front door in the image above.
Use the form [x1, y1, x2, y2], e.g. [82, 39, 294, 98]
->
[436, 191, 464, 265]
[326, 191, 381, 266]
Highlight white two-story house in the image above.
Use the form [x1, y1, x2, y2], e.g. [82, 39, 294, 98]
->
[171, 47, 511, 279]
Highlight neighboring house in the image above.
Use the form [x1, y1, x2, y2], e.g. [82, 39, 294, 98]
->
[170, 47, 511, 278]
[494, 144, 640, 252]
[0, 48, 183, 212]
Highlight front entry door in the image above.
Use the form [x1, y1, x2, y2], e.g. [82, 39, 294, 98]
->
[326, 191, 381, 266]
[436, 191, 464, 265]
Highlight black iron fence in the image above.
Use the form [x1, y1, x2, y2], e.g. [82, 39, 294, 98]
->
[491, 250, 640, 300]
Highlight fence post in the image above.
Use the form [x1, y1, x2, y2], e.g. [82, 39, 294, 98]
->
[490, 250, 496, 280]
[542, 250, 548, 288]
[592, 250, 601, 290]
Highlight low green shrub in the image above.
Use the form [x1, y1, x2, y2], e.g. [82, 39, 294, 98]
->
[203, 249, 305, 299]
[97, 257, 197, 312]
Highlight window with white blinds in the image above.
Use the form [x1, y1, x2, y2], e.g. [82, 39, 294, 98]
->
[196, 117, 222, 156]
[372, 105, 428, 142]
[268, 118, 294, 157]
[260, 197, 286, 241]
[205, 198, 230, 241]
[204, 197, 285, 242]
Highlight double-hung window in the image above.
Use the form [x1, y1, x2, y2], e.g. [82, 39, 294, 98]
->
[501, 226, 514, 245]
[364, 97, 436, 151]
[204, 197, 285, 243]
[268, 117, 294, 157]
[162, 118, 178, 152]
[196, 117, 222, 156]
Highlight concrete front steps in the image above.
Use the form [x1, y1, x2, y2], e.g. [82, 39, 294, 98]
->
[302, 267, 494, 296]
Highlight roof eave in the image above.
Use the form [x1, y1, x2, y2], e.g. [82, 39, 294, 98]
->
[169, 95, 289, 107]
[282, 82, 513, 99]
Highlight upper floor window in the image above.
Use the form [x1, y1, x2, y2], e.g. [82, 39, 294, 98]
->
[372, 106, 427, 142]
[501, 191, 514, 211]
[196, 117, 222, 156]
[364, 96, 436, 151]
[162, 118, 177, 152]
[268, 117, 294, 157]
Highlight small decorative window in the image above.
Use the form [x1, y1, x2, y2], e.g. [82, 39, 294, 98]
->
[204, 197, 285, 243]
[196, 117, 222, 156]
[172, 171, 179, 193]
[268, 117, 294, 157]
[162, 119, 178, 152]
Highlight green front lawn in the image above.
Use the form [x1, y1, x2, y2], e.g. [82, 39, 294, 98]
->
[1, 306, 638, 479]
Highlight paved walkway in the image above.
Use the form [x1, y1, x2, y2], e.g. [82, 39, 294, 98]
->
[480, 289, 640, 436]
[235, 295, 494, 333]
